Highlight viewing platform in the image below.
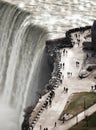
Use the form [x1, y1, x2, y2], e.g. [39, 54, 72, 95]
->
[23, 25, 96, 130]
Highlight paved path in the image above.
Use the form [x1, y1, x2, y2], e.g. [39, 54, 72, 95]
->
[53, 103, 96, 130]
[33, 32, 96, 130]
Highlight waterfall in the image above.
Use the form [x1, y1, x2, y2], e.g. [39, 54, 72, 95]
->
[0, 1, 51, 130]
[3, 16, 31, 103]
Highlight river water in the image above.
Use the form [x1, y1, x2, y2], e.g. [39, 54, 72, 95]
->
[5, 0, 96, 39]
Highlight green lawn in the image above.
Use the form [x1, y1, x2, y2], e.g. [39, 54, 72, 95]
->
[59, 92, 96, 120]
[69, 112, 96, 130]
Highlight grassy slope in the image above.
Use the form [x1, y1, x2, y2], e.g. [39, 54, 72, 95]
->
[69, 112, 96, 130]
[60, 92, 96, 119]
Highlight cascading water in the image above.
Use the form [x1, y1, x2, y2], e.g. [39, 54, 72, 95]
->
[3, 16, 31, 103]
[0, 1, 51, 130]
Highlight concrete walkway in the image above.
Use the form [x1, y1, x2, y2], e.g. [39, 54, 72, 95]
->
[53, 104, 96, 130]
[33, 32, 96, 130]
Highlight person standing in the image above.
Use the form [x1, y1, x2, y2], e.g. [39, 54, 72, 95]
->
[49, 99, 52, 107]
[54, 122, 57, 127]
[64, 87, 66, 92]
[62, 116, 65, 123]
[94, 85, 96, 90]
[40, 125, 42, 130]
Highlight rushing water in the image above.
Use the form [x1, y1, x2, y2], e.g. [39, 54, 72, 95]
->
[0, 0, 96, 130]
[4, 0, 96, 39]
[0, 1, 51, 130]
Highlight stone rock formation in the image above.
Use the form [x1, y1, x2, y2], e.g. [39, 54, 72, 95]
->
[91, 20, 96, 50]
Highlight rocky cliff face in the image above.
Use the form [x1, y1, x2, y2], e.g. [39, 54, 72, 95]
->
[91, 20, 96, 50]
